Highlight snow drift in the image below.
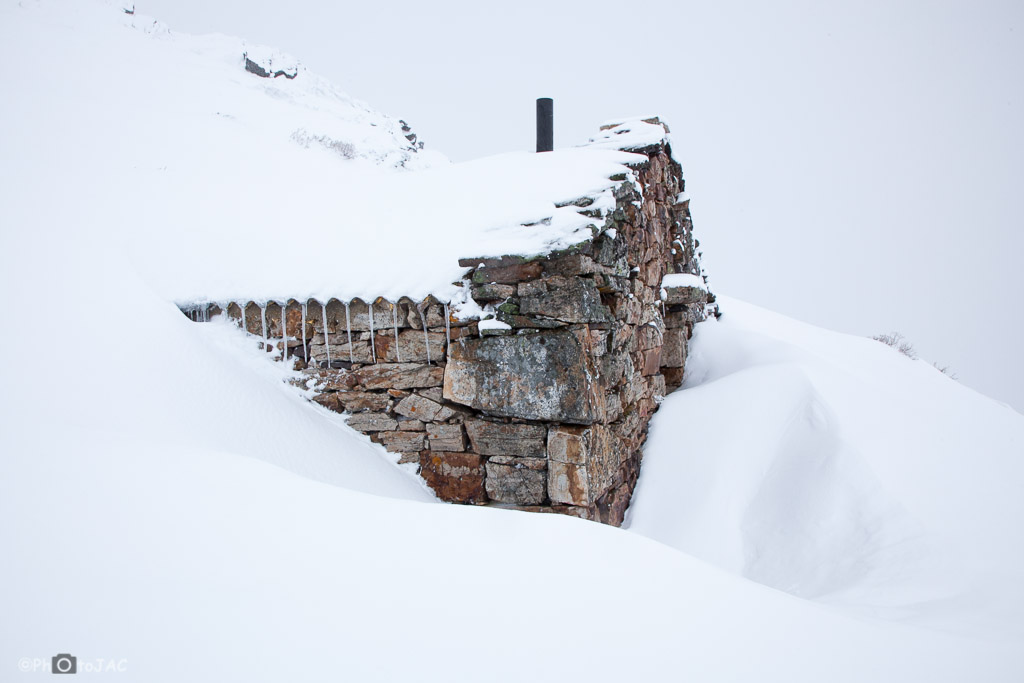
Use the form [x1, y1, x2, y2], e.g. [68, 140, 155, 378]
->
[629, 297, 1024, 640]
[2, 2, 1023, 681]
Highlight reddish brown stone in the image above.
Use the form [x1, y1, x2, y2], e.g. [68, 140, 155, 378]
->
[637, 322, 664, 351]
[312, 393, 343, 413]
[662, 367, 685, 389]
[548, 460, 589, 506]
[641, 347, 662, 376]
[284, 306, 312, 340]
[596, 482, 634, 527]
[471, 261, 543, 284]
[419, 452, 486, 504]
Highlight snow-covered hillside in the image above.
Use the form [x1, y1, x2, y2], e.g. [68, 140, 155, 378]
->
[0, 0, 664, 308]
[2, 2, 1022, 681]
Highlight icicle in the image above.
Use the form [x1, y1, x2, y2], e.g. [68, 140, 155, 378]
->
[392, 302, 401, 363]
[344, 301, 354, 364]
[321, 301, 332, 368]
[238, 303, 247, 332]
[301, 301, 308, 361]
[418, 300, 431, 364]
[443, 303, 451, 348]
[368, 301, 376, 363]
[260, 304, 268, 352]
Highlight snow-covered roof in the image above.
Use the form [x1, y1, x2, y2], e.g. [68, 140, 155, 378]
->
[1, 0, 676, 308]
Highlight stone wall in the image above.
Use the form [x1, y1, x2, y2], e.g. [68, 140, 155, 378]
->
[181, 119, 714, 526]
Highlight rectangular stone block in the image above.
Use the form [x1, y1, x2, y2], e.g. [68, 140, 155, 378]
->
[378, 431, 426, 453]
[663, 308, 696, 330]
[663, 284, 706, 305]
[548, 460, 589, 507]
[641, 347, 662, 376]
[542, 253, 613, 277]
[346, 412, 398, 432]
[458, 254, 530, 268]
[343, 300, 406, 331]
[662, 367, 685, 389]
[405, 303, 447, 330]
[518, 276, 613, 324]
[300, 366, 358, 392]
[419, 452, 486, 504]
[485, 456, 547, 505]
[443, 330, 604, 425]
[335, 391, 389, 413]
[638, 322, 664, 351]
[373, 330, 446, 364]
[309, 341, 373, 364]
[352, 363, 445, 390]
[517, 280, 546, 297]
[418, 387, 444, 403]
[395, 394, 455, 422]
[547, 426, 587, 464]
[471, 283, 516, 302]
[471, 261, 543, 284]
[547, 424, 620, 503]
[660, 328, 687, 368]
[312, 393, 343, 414]
[426, 423, 465, 452]
[464, 419, 547, 457]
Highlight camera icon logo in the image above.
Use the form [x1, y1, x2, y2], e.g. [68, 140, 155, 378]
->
[51, 653, 77, 674]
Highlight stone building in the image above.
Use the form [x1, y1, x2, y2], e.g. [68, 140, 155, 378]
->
[182, 116, 715, 526]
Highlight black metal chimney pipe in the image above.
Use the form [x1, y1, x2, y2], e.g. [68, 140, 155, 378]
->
[536, 98, 553, 152]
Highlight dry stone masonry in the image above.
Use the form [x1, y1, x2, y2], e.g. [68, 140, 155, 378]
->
[180, 118, 715, 526]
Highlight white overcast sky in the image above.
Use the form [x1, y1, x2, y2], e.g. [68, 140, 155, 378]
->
[140, 0, 1024, 413]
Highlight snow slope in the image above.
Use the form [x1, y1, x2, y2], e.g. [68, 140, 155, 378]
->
[0, 0, 653, 308]
[629, 297, 1024, 641]
[2, 2, 1023, 681]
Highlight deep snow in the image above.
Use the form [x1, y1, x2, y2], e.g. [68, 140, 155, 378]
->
[628, 297, 1024, 641]
[2, 2, 1023, 681]
[0, 0, 652, 308]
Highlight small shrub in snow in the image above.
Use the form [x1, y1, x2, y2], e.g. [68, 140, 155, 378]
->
[873, 332, 917, 360]
[290, 129, 356, 159]
[873, 332, 957, 379]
